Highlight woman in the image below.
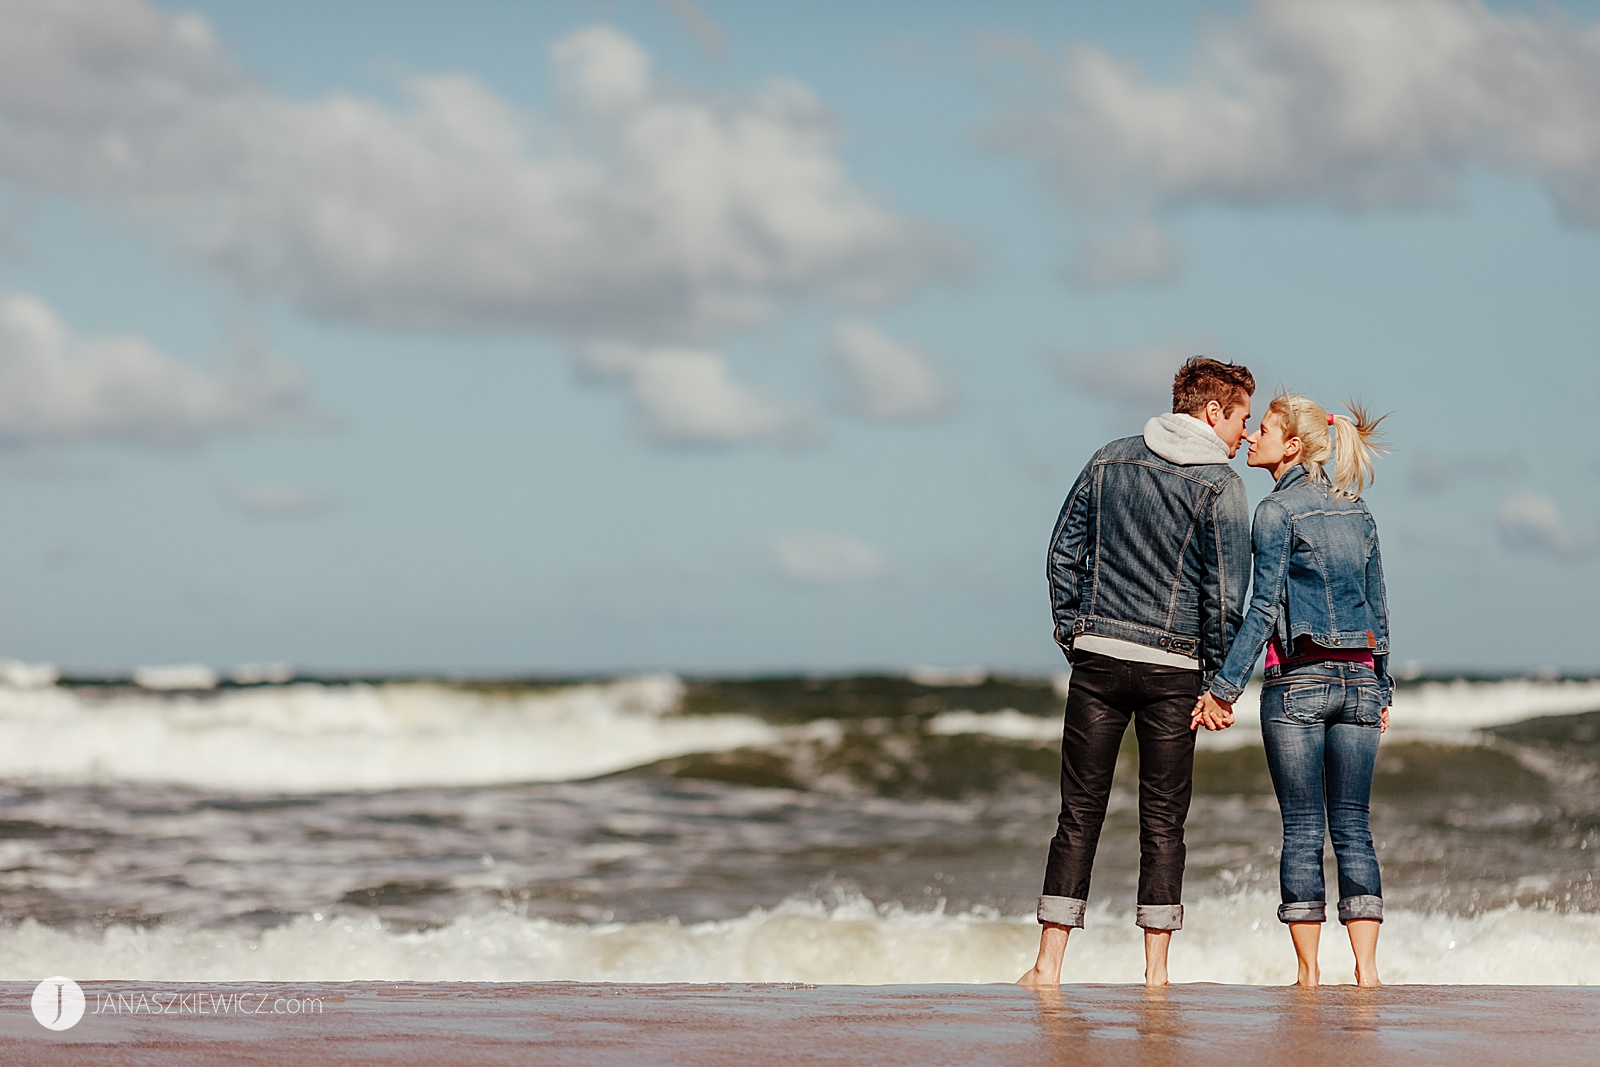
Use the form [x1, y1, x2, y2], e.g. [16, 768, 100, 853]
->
[1194, 393, 1389, 988]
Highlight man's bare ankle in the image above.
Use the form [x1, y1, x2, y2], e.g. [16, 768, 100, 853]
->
[1016, 968, 1059, 988]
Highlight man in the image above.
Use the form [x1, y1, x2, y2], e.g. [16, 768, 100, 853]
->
[1018, 357, 1254, 988]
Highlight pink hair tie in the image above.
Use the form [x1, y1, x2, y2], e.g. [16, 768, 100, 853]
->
[1327, 414, 1336, 425]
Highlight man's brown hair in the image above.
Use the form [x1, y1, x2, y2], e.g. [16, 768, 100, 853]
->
[1172, 356, 1254, 416]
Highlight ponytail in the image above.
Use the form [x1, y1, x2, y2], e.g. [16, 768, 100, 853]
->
[1268, 393, 1388, 499]
[1328, 402, 1387, 499]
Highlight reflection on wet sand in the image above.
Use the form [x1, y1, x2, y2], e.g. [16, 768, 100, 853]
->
[1, 982, 1595, 1066]
[1023, 984, 1592, 1067]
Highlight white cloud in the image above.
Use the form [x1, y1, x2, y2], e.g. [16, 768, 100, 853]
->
[581, 341, 811, 446]
[0, 2, 960, 339]
[1495, 490, 1596, 561]
[661, 0, 728, 62]
[1058, 340, 1214, 415]
[772, 531, 886, 586]
[1062, 220, 1181, 288]
[219, 483, 333, 519]
[831, 320, 954, 422]
[995, 0, 1600, 265]
[0, 292, 319, 448]
[1410, 452, 1525, 494]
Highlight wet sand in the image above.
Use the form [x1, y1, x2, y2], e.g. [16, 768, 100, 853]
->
[2, 982, 1595, 1065]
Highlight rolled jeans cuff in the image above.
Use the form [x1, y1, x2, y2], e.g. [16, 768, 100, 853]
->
[1037, 895, 1086, 928]
[1277, 901, 1327, 924]
[1136, 904, 1183, 931]
[1338, 895, 1384, 924]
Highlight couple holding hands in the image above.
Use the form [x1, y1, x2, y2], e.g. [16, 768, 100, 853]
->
[1019, 357, 1389, 989]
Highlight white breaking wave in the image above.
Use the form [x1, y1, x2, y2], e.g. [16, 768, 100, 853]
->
[929, 708, 1060, 741]
[0, 659, 59, 688]
[907, 665, 989, 687]
[0, 676, 778, 793]
[1204, 676, 1600, 749]
[0, 675, 1594, 791]
[932, 678, 1600, 750]
[2, 892, 1594, 985]
[133, 664, 220, 691]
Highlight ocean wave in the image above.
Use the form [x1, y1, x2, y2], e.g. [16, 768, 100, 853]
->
[0, 674, 1595, 793]
[936, 678, 1600, 750]
[0, 676, 777, 793]
[3, 891, 1595, 985]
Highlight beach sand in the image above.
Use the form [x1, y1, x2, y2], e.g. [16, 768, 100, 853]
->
[2, 982, 1594, 1065]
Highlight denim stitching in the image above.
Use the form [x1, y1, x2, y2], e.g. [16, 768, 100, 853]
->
[1163, 509, 1200, 631]
[1087, 466, 1103, 618]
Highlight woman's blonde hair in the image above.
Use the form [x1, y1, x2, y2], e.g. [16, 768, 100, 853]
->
[1268, 393, 1388, 499]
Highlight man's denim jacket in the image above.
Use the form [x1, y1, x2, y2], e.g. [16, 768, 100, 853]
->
[1048, 429, 1250, 680]
[1208, 464, 1393, 705]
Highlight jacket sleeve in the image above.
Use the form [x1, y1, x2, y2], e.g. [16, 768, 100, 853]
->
[1047, 459, 1095, 658]
[1367, 524, 1394, 706]
[1209, 498, 1292, 702]
[1197, 473, 1251, 682]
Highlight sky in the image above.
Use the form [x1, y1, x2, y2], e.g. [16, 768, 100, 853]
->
[0, 0, 1597, 677]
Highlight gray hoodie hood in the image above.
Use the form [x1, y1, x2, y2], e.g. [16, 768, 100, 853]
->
[1143, 412, 1231, 466]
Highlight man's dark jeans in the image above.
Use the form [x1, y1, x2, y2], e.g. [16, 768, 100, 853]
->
[1038, 650, 1202, 931]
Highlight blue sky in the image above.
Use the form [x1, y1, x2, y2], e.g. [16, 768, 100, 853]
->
[0, 0, 1597, 676]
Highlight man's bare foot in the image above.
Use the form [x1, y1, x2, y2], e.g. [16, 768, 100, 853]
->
[1017, 923, 1070, 988]
[1143, 929, 1171, 987]
[1016, 967, 1058, 989]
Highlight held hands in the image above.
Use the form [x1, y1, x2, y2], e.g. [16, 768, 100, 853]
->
[1190, 691, 1234, 732]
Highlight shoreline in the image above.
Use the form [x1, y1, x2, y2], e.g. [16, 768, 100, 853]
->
[3, 982, 1595, 1065]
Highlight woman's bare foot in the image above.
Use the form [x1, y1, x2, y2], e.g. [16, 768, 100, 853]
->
[1289, 922, 1320, 988]
[1347, 919, 1380, 987]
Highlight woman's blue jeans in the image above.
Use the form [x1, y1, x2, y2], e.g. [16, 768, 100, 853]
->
[1260, 660, 1385, 926]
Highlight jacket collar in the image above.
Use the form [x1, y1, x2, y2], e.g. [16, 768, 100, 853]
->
[1274, 464, 1311, 492]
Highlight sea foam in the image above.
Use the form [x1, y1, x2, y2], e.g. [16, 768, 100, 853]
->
[2, 892, 1593, 985]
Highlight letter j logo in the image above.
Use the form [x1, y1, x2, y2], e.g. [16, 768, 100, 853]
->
[31, 977, 86, 1031]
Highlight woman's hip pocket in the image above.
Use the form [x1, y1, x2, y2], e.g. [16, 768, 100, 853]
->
[1264, 681, 1331, 726]
[1348, 684, 1385, 729]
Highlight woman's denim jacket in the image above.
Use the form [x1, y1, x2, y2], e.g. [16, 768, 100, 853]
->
[1208, 465, 1393, 705]
[1048, 434, 1251, 680]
